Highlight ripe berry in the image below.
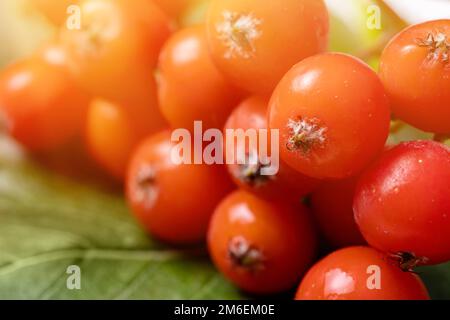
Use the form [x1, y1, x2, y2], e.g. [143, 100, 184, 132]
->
[296, 247, 430, 300]
[208, 190, 317, 294]
[354, 141, 450, 266]
[379, 19, 450, 134]
[268, 53, 391, 179]
[206, 0, 329, 94]
[0, 45, 89, 152]
[126, 131, 234, 244]
[86, 99, 166, 180]
[59, 0, 172, 103]
[224, 96, 320, 202]
[310, 175, 365, 248]
[158, 25, 243, 131]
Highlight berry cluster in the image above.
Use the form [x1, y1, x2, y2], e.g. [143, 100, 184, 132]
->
[0, 0, 449, 300]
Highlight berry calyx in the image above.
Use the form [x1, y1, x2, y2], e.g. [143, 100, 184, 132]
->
[389, 251, 429, 273]
[65, 2, 120, 59]
[236, 152, 273, 187]
[416, 31, 449, 64]
[286, 117, 327, 153]
[228, 236, 265, 272]
[133, 164, 158, 209]
[216, 11, 263, 59]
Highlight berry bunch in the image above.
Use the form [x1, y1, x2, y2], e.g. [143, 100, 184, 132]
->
[1, 0, 449, 300]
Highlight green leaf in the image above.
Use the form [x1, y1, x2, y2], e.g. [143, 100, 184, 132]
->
[0, 138, 243, 300]
[420, 264, 450, 300]
[387, 122, 434, 145]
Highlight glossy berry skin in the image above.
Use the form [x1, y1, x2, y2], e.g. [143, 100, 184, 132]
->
[127, 131, 234, 244]
[354, 141, 450, 266]
[0, 46, 89, 152]
[86, 99, 166, 180]
[296, 247, 430, 300]
[268, 53, 391, 179]
[224, 96, 320, 202]
[310, 176, 365, 248]
[208, 190, 317, 294]
[158, 25, 242, 130]
[379, 20, 450, 134]
[60, 0, 172, 103]
[206, 0, 329, 94]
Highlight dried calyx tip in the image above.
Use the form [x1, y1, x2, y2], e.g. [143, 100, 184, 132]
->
[286, 117, 327, 153]
[216, 11, 263, 59]
[416, 31, 450, 64]
[237, 152, 273, 187]
[134, 164, 157, 208]
[228, 236, 265, 272]
[389, 251, 429, 273]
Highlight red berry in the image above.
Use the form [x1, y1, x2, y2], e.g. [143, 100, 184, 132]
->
[126, 131, 234, 244]
[379, 19, 450, 134]
[59, 0, 172, 103]
[224, 96, 320, 203]
[158, 25, 243, 131]
[206, 0, 329, 94]
[354, 141, 450, 267]
[0, 47, 89, 152]
[296, 247, 430, 300]
[310, 176, 365, 248]
[268, 53, 391, 179]
[208, 190, 317, 294]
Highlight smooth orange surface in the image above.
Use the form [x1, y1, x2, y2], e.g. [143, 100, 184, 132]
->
[269, 53, 391, 179]
[158, 25, 243, 131]
[0, 46, 89, 152]
[208, 190, 317, 294]
[379, 19, 450, 134]
[152, 0, 190, 19]
[60, 0, 172, 103]
[311, 176, 365, 248]
[127, 131, 234, 244]
[296, 247, 430, 300]
[86, 96, 166, 180]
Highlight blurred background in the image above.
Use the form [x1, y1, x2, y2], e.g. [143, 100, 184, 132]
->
[1, 0, 449, 67]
